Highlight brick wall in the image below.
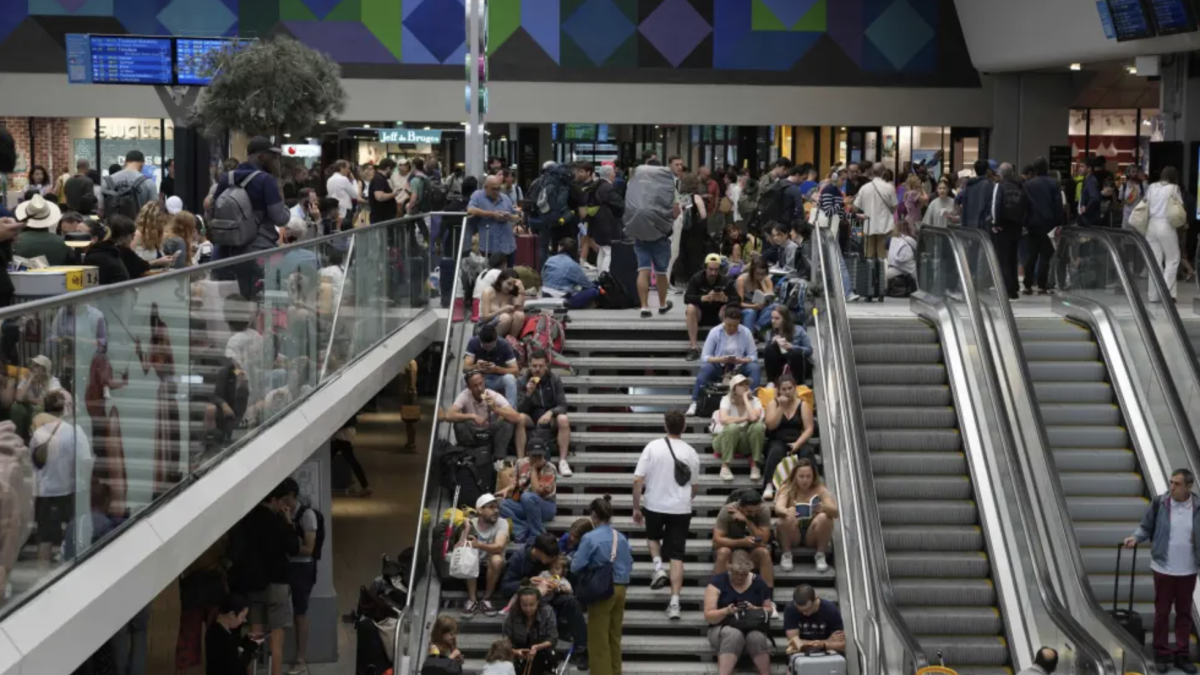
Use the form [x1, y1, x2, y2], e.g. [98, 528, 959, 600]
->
[0, 116, 74, 188]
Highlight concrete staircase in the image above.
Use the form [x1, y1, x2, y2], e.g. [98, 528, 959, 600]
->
[450, 313, 834, 673]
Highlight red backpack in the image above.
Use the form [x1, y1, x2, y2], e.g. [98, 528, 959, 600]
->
[519, 314, 570, 368]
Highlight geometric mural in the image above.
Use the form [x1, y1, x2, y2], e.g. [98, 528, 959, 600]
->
[0, 0, 978, 87]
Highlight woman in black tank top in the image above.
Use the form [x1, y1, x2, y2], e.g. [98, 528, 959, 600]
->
[761, 375, 814, 499]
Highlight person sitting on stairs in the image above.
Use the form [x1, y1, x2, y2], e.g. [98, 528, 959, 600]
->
[687, 305, 760, 417]
[516, 351, 572, 475]
[704, 549, 775, 675]
[713, 490, 775, 608]
[712, 374, 766, 483]
[500, 533, 589, 670]
[462, 323, 521, 406]
[498, 442, 558, 544]
[773, 458, 837, 574]
[446, 370, 522, 461]
[684, 255, 739, 361]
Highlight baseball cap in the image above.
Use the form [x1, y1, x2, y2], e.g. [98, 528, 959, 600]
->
[165, 195, 184, 215]
[527, 440, 548, 458]
[729, 374, 750, 390]
[704, 253, 722, 265]
[246, 136, 281, 155]
[475, 493, 499, 510]
[737, 490, 763, 507]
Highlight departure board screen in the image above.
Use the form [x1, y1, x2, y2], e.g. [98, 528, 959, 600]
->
[1106, 0, 1157, 40]
[1145, 0, 1197, 35]
[176, 39, 248, 86]
[89, 36, 172, 85]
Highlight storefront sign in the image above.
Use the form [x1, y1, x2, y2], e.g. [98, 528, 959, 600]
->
[1049, 145, 1072, 175]
[379, 128, 443, 144]
[283, 144, 322, 158]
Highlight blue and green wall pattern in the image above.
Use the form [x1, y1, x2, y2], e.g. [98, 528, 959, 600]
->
[0, 0, 979, 86]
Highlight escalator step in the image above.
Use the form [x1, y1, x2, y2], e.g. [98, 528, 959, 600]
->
[878, 500, 978, 526]
[851, 324, 937, 344]
[1045, 426, 1128, 448]
[901, 606, 1004, 636]
[875, 476, 973, 500]
[1052, 448, 1138, 472]
[915, 636, 1011, 667]
[1065, 495, 1149, 521]
[883, 525, 984, 551]
[1017, 323, 1092, 341]
[854, 343, 944, 364]
[888, 552, 991, 579]
[1058, 472, 1145, 496]
[872, 451, 967, 475]
[1038, 403, 1122, 426]
[1032, 381, 1114, 403]
[863, 407, 958, 428]
[1027, 361, 1108, 382]
[867, 429, 961, 452]
[1021, 340, 1100, 361]
[1074, 521, 1145, 546]
[857, 364, 947, 385]
[860, 385, 952, 407]
[892, 578, 997, 606]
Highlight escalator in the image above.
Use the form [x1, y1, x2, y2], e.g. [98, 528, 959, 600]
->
[851, 317, 1010, 675]
[1186, 317, 1200, 370]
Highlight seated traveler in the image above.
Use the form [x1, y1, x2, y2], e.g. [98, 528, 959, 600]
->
[703, 549, 776, 675]
[498, 442, 558, 543]
[500, 533, 588, 660]
[713, 490, 775, 593]
[516, 351, 572, 474]
[459, 493, 509, 617]
[764, 307, 812, 385]
[762, 375, 815, 500]
[429, 615, 465, 662]
[462, 323, 520, 404]
[736, 257, 776, 335]
[14, 195, 77, 265]
[765, 223, 799, 275]
[479, 269, 526, 339]
[712, 374, 766, 483]
[773, 458, 837, 573]
[687, 305, 760, 417]
[502, 587, 558, 675]
[446, 371, 522, 460]
[205, 594, 262, 675]
[784, 585, 845, 662]
[684, 254, 740, 361]
[541, 238, 599, 309]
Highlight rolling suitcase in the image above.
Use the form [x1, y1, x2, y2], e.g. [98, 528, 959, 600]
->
[847, 253, 885, 302]
[788, 653, 846, 675]
[1110, 543, 1145, 646]
[515, 234, 538, 268]
[609, 239, 640, 305]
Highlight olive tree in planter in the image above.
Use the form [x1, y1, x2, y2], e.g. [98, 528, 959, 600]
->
[190, 36, 346, 140]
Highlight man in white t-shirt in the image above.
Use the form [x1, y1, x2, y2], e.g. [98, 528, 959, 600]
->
[462, 493, 509, 617]
[31, 389, 92, 566]
[325, 160, 359, 219]
[444, 371, 523, 460]
[632, 409, 700, 620]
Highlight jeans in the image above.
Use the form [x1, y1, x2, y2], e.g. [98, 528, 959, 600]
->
[331, 438, 369, 488]
[566, 287, 601, 309]
[1023, 230, 1055, 291]
[111, 604, 150, 675]
[740, 305, 775, 335]
[500, 492, 557, 543]
[485, 373, 518, 405]
[1153, 571, 1196, 658]
[692, 362, 761, 401]
[548, 592, 588, 649]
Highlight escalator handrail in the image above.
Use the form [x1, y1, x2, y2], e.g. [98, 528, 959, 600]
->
[920, 225, 1120, 675]
[1059, 226, 1200, 460]
[814, 222, 926, 673]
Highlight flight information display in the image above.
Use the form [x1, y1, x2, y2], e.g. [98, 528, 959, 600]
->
[1145, 0, 1197, 35]
[176, 38, 247, 86]
[89, 36, 172, 84]
[1106, 0, 1157, 40]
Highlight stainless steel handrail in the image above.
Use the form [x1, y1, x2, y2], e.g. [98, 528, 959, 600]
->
[921, 224, 1119, 675]
[814, 221, 926, 673]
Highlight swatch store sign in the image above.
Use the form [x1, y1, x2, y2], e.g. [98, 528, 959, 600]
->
[378, 128, 443, 144]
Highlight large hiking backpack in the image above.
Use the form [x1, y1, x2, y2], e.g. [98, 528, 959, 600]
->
[757, 178, 786, 226]
[295, 504, 327, 561]
[520, 313, 570, 367]
[596, 271, 637, 309]
[102, 174, 148, 220]
[209, 170, 263, 248]
[536, 165, 570, 219]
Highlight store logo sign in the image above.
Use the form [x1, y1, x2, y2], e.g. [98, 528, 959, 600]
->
[378, 128, 442, 144]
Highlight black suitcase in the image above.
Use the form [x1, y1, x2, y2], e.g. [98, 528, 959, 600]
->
[847, 253, 886, 302]
[696, 383, 728, 418]
[610, 239, 641, 304]
[1110, 543, 1146, 646]
[438, 443, 494, 508]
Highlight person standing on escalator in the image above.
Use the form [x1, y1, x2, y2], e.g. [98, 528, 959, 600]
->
[1125, 468, 1200, 674]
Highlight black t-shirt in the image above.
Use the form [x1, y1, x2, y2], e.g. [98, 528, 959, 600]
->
[369, 174, 397, 223]
[783, 599, 844, 641]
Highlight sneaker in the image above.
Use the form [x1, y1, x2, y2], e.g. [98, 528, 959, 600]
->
[763, 484, 775, 501]
[650, 568, 669, 590]
[749, 467, 762, 482]
[558, 459, 573, 477]
[286, 664, 308, 675]
[1155, 658, 1171, 674]
[686, 402, 697, 416]
[780, 552, 794, 571]
[461, 599, 478, 617]
[720, 465, 734, 481]
[1178, 656, 1198, 674]
[770, 606, 781, 621]
[575, 649, 590, 671]
[1021, 287, 1034, 295]
[658, 300, 674, 315]
[481, 599, 498, 617]
[847, 293, 862, 302]
[640, 309, 652, 318]
[815, 552, 829, 573]
[686, 348, 700, 361]
[666, 602, 682, 620]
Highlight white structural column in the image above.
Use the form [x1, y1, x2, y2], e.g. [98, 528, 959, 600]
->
[465, 0, 488, 178]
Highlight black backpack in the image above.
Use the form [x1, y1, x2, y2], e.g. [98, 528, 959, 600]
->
[102, 174, 148, 219]
[997, 180, 1027, 230]
[295, 504, 327, 561]
[596, 271, 637, 309]
[757, 179, 786, 226]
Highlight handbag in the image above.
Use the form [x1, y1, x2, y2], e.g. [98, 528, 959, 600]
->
[664, 438, 692, 487]
[448, 521, 481, 579]
[723, 606, 770, 634]
[1128, 197, 1149, 233]
[1167, 186, 1187, 229]
[575, 529, 618, 606]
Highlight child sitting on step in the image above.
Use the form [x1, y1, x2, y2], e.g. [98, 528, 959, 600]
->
[499, 555, 573, 616]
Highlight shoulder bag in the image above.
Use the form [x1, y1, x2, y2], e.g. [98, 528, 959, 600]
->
[448, 520, 481, 579]
[1167, 185, 1187, 229]
[575, 529, 619, 606]
[723, 606, 770, 634]
[664, 438, 692, 487]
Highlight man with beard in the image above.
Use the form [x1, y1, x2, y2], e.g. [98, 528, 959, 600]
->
[459, 493, 509, 617]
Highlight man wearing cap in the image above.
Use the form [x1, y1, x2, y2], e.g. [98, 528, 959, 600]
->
[713, 489, 775, 595]
[212, 136, 291, 256]
[684, 255, 740, 361]
[499, 440, 558, 544]
[460, 493, 509, 617]
[14, 194, 77, 266]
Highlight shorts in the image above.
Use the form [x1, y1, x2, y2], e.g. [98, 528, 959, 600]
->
[35, 494, 72, 546]
[688, 302, 723, 327]
[643, 509, 691, 562]
[634, 238, 671, 272]
[287, 562, 317, 615]
[249, 583, 293, 631]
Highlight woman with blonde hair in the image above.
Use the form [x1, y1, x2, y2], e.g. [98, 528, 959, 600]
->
[133, 200, 169, 263]
[774, 458, 838, 573]
[712, 374, 766, 483]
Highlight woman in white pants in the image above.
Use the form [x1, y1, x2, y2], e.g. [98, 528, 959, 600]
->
[1144, 166, 1183, 302]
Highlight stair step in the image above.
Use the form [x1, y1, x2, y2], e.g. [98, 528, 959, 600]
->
[570, 431, 711, 448]
[558, 472, 755, 490]
[461, 661, 788, 675]
[563, 375, 697, 388]
[565, 414, 712, 429]
[570, 394, 693, 408]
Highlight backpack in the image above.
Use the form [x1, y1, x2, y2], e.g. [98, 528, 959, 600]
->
[226, 515, 267, 594]
[417, 175, 448, 213]
[209, 170, 263, 248]
[102, 174, 148, 219]
[295, 504, 327, 562]
[997, 180, 1027, 230]
[520, 314, 570, 367]
[738, 180, 760, 219]
[596, 271, 637, 309]
[777, 277, 809, 313]
[536, 165, 570, 218]
[757, 178, 786, 226]
[887, 272, 918, 298]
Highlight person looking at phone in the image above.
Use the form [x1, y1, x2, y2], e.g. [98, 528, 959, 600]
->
[704, 549, 775, 675]
[205, 593, 262, 675]
[687, 305, 759, 417]
[713, 490, 775, 594]
[462, 323, 521, 404]
[735, 257, 775, 335]
[446, 370, 521, 461]
[761, 374, 814, 500]
[683, 255, 740, 361]
[477, 269, 527, 340]
[501, 587, 558, 675]
[774, 458, 837, 573]
[783, 584, 845, 658]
